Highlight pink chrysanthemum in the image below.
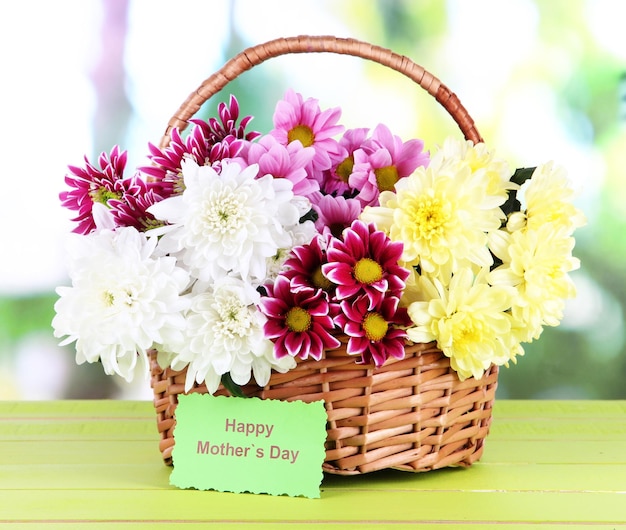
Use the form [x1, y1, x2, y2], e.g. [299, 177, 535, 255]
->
[60, 146, 130, 234]
[259, 274, 341, 361]
[320, 127, 370, 196]
[350, 123, 429, 206]
[322, 220, 410, 309]
[310, 194, 362, 239]
[246, 134, 318, 197]
[281, 234, 335, 295]
[141, 96, 258, 195]
[335, 295, 411, 367]
[270, 89, 344, 181]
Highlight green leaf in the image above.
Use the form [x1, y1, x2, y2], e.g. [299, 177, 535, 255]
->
[220, 372, 249, 398]
[501, 167, 536, 218]
[511, 167, 536, 186]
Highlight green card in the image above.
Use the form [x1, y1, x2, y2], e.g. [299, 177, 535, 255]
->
[170, 393, 327, 498]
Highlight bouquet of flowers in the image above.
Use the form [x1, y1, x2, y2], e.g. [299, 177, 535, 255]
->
[52, 89, 586, 398]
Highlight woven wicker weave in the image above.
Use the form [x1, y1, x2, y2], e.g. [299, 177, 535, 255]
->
[149, 35, 498, 475]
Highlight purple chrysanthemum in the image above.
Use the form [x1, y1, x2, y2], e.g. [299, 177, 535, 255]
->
[60, 146, 129, 234]
[350, 123, 429, 206]
[140, 95, 258, 195]
[335, 295, 411, 367]
[270, 89, 344, 182]
[246, 134, 318, 197]
[320, 127, 370, 196]
[259, 274, 341, 361]
[107, 175, 166, 231]
[281, 234, 335, 295]
[310, 193, 362, 239]
[322, 220, 410, 309]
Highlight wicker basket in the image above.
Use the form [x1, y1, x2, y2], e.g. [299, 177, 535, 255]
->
[149, 35, 499, 475]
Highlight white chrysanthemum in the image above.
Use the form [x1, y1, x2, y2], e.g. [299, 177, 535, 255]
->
[52, 227, 190, 382]
[406, 267, 516, 380]
[489, 224, 580, 342]
[148, 159, 300, 285]
[507, 162, 586, 235]
[361, 156, 504, 277]
[173, 276, 295, 393]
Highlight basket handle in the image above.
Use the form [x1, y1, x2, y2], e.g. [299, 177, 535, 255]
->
[159, 35, 482, 149]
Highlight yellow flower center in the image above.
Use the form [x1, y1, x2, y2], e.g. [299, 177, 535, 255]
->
[335, 156, 354, 183]
[285, 306, 312, 333]
[375, 165, 399, 192]
[455, 320, 481, 344]
[410, 196, 450, 240]
[287, 125, 315, 147]
[447, 314, 489, 355]
[363, 312, 389, 341]
[312, 266, 333, 291]
[353, 258, 383, 285]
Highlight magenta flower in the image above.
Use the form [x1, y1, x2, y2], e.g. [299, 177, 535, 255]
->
[140, 96, 258, 195]
[335, 295, 411, 366]
[107, 175, 165, 231]
[310, 194, 362, 239]
[320, 127, 370, 196]
[246, 134, 318, 197]
[270, 89, 344, 181]
[350, 123, 429, 206]
[281, 234, 335, 295]
[260, 275, 341, 361]
[60, 146, 129, 234]
[201, 94, 261, 144]
[322, 220, 410, 309]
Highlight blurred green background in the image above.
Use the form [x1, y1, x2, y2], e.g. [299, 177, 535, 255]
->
[0, 0, 624, 399]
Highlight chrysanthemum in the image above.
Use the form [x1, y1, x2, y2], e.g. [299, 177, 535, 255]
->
[60, 146, 130, 234]
[320, 127, 370, 196]
[361, 158, 504, 277]
[350, 123, 429, 206]
[336, 295, 411, 366]
[51, 226, 190, 382]
[407, 267, 515, 380]
[507, 162, 586, 235]
[172, 276, 295, 394]
[323, 220, 409, 309]
[488, 224, 580, 342]
[201, 94, 261, 144]
[280, 234, 335, 296]
[142, 127, 247, 197]
[141, 96, 258, 195]
[147, 159, 300, 284]
[270, 89, 344, 180]
[246, 134, 318, 197]
[264, 219, 318, 283]
[107, 174, 165, 231]
[429, 137, 514, 205]
[310, 193, 362, 238]
[260, 274, 341, 361]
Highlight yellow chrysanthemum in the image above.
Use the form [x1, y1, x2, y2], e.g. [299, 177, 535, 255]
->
[361, 159, 503, 277]
[489, 224, 580, 342]
[430, 138, 516, 205]
[507, 162, 586, 235]
[406, 267, 515, 380]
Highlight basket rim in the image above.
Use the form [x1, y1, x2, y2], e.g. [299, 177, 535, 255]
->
[159, 34, 483, 149]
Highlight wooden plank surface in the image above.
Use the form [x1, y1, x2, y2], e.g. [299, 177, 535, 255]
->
[0, 400, 625, 527]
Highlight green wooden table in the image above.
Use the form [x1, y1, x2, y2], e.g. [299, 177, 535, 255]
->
[1, 400, 624, 528]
